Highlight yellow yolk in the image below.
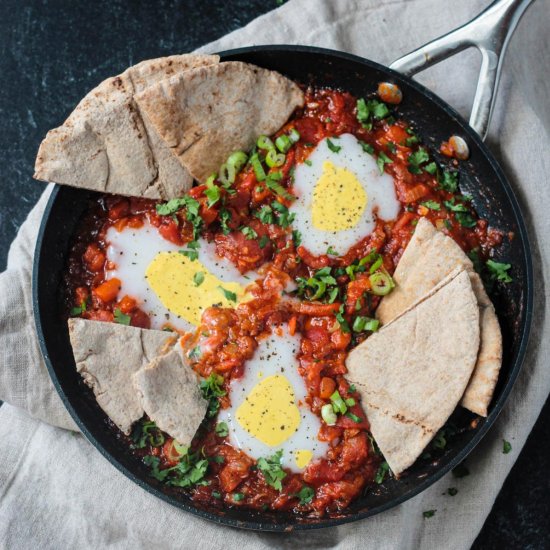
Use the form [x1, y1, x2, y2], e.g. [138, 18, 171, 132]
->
[311, 161, 367, 231]
[236, 375, 301, 447]
[145, 251, 248, 326]
[294, 449, 313, 469]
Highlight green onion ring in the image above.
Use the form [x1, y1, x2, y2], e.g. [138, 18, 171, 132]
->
[321, 404, 337, 426]
[275, 134, 292, 153]
[227, 151, 248, 173]
[250, 153, 266, 181]
[257, 135, 275, 151]
[265, 149, 286, 168]
[219, 163, 236, 186]
[288, 128, 300, 143]
[369, 272, 394, 296]
[205, 173, 217, 187]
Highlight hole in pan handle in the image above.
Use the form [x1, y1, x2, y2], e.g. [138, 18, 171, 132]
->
[389, 0, 535, 140]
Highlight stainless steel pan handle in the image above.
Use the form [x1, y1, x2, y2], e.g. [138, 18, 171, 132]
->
[389, 0, 534, 140]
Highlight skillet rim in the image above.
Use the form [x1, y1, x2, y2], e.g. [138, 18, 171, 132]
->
[32, 44, 534, 531]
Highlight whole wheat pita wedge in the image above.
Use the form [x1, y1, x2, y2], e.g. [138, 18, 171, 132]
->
[346, 269, 480, 476]
[135, 61, 304, 182]
[68, 318, 177, 434]
[134, 349, 208, 445]
[376, 217, 502, 417]
[34, 54, 219, 199]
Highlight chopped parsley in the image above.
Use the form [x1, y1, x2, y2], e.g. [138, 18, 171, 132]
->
[271, 201, 295, 228]
[200, 373, 226, 418]
[255, 204, 275, 225]
[424, 161, 438, 175]
[439, 170, 459, 193]
[326, 137, 342, 153]
[179, 240, 200, 261]
[421, 200, 441, 211]
[219, 208, 232, 235]
[297, 486, 315, 505]
[113, 308, 131, 325]
[375, 461, 390, 484]
[423, 510, 436, 518]
[232, 492, 245, 501]
[257, 450, 286, 491]
[444, 198, 477, 227]
[487, 260, 513, 283]
[335, 304, 350, 333]
[356, 98, 390, 129]
[359, 140, 375, 155]
[204, 181, 221, 207]
[447, 487, 458, 496]
[193, 272, 205, 287]
[259, 235, 270, 249]
[240, 226, 258, 240]
[405, 135, 419, 147]
[292, 230, 302, 247]
[408, 148, 430, 174]
[130, 420, 165, 449]
[215, 422, 229, 437]
[296, 266, 338, 302]
[156, 196, 202, 239]
[188, 345, 201, 361]
[143, 449, 209, 488]
[218, 286, 237, 302]
[70, 300, 86, 317]
[386, 142, 397, 154]
[503, 439, 512, 454]
[377, 151, 393, 175]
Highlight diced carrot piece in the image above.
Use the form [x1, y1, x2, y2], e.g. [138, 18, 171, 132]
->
[117, 295, 137, 314]
[402, 184, 430, 203]
[320, 377, 336, 399]
[93, 278, 121, 303]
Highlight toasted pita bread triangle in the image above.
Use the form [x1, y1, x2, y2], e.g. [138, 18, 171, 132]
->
[376, 217, 502, 416]
[68, 318, 177, 433]
[34, 54, 219, 199]
[134, 348, 208, 445]
[135, 61, 304, 182]
[346, 269, 480, 476]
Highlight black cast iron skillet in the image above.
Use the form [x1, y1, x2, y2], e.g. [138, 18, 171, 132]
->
[33, 0, 534, 532]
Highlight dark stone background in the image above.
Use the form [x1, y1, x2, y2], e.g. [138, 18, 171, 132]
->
[0, 1, 547, 547]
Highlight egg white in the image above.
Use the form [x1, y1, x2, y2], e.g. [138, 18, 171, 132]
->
[217, 326, 328, 472]
[105, 221, 256, 331]
[290, 133, 400, 256]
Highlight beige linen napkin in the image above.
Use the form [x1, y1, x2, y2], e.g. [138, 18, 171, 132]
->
[0, 0, 549, 548]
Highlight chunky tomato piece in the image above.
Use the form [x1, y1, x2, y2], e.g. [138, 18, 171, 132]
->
[83, 243, 105, 273]
[92, 278, 120, 303]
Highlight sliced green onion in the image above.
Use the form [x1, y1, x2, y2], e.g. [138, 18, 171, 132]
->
[257, 135, 275, 151]
[205, 173, 217, 187]
[369, 272, 394, 296]
[369, 256, 383, 274]
[266, 149, 286, 168]
[330, 390, 347, 414]
[227, 151, 248, 173]
[219, 163, 236, 186]
[288, 128, 300, 143]
[250, 153, 266, 182]
[321, 404, 337, 426]
[275, 134, 292, 153]
[173, 441, 189, 456]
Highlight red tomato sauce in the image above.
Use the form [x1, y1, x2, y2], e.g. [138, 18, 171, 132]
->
[64, 86, 501, 517]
